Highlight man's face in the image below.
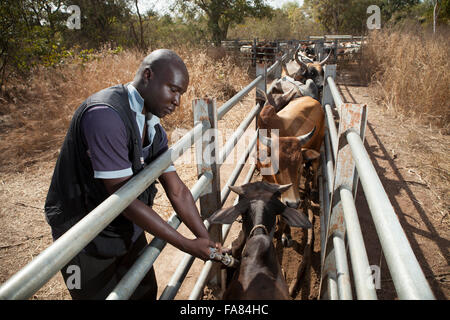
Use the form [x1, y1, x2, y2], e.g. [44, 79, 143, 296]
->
[142, 63, 189, 118]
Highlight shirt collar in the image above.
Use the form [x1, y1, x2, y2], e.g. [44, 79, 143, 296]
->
[127, 83, 161, 127]
[127, 83, 145, 114]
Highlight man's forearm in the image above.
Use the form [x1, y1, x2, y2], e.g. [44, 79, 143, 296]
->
[168, 186, 210, 240]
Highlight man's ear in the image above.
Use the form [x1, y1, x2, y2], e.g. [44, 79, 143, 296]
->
[144, 67, 153, 81]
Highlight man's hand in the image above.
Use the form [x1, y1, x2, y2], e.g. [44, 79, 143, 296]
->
[183, 238, 219, 261]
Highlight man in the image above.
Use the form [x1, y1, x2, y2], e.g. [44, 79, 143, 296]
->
[44, 49, 218, 300]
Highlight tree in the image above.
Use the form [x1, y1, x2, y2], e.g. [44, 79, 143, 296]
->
[0, 0, 68, 89]
[174, 0, 272, 46]
[61, 0, 132, 48]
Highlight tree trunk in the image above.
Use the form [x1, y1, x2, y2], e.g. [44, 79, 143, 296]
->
[433, 1, 438, 34]
[134, 0, 146, 51]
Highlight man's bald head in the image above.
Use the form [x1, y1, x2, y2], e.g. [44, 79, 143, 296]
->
[135, 49, 188, 82]
[132, 49, 190, 118]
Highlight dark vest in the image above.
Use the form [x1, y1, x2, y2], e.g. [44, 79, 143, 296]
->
[45, 84, 159, 257]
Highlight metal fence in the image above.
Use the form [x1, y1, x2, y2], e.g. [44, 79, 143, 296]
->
[0, 41, 435, 300]
[0, 45, 295, 300]
[318, 65, 435, 300]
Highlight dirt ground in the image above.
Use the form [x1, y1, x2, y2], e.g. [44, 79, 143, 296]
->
[0, 69, 448, 300]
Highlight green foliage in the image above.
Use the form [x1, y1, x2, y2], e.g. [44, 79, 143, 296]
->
[1, 0, 449, 92]
[228, 1, 323, 40]
[173, 0, 273, 45]
[304, 0, 382, 34]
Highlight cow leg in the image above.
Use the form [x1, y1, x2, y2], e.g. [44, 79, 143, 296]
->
[281, 224, 293, 247]
[275, 216, 293, 247]
[311, 158, 320, 190]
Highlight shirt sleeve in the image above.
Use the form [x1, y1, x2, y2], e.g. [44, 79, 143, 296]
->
[146, 124, 176, 173]
[81, 106, 133, 179]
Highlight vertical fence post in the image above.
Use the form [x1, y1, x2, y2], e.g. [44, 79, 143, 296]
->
[316, 39, 324, 61]
[193, 98, 222, 288]
[322, 64, 337, 108]
[252, 38, 257, 67]
[255, 62, 267, 129]
[319, 103, 368, 300]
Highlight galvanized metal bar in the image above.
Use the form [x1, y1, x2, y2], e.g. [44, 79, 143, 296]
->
[325, 103, 338, 159]
[332, 233, 353, 299]
[328, 274, 339, 300]
[194, 98, 222, 287]
[216, 52, 289, 121]
[188, 164, 257, 300]
[255, 63, 267, 106]
[327, 76, 344, 111]
[340, 186, 377, 300]
[319, 104, 366, 300]
[218, 103, 262, 166]
[323, 131, 334, 191]
[158, 219, 212, 301]
[322, 65, 337, 110]
[159, 253, 196, 300]
[217, 76, 263, 120]
[220, 132, 257, 205]
[346, 130, 435, 300]
[106, 172, 213, 300]
[0, 121, 208, 300]
[319, 166, 327, 264]
[159, 157, 257, 300]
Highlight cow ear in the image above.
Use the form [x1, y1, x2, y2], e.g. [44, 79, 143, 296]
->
[208, 201, 247, 225]
[281, 207, 312, 229]
[302, 149, 320, 161]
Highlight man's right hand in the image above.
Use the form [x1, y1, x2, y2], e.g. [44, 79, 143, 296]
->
[184, 238, 220, 261]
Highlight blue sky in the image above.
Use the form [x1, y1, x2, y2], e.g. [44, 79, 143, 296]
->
[138, 0, 304, 16]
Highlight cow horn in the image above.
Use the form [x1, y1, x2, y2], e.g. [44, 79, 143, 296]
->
[319, 50, 332, 66]
[294, 48, 309, 68]
[256, 88, 277, 108]
[297, 49, 314, 64]
[296, 126, 316, 145]
[277, 184, 292, 194]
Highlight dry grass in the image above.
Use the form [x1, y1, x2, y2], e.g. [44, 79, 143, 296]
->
[362, 26, 450, 132]
[361, 26, 450, 226]
[0, 46, 252, 173]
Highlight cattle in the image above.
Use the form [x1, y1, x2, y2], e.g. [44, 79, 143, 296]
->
[253, 42, 278, 65]
[282, 47, 332, 90]
[208, 181, 312, 300]
[256, 90, 325, 246]
[267, 77, 319, 111]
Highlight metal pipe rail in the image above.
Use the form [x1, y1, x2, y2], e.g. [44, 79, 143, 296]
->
[346, 130, 435, 300]
[107, 48, 291, 300]
[0, 122, 209, 300]
[327, 76, 344, 111]
[189, 163, 257, 300]
[217, 52, 288, 120]
[0, 44, 295, 301]
[160, 140, 257, 300]
[106, 172, 213, 300]
[319, 65, 435, 300]
[158, 53, 291, 301]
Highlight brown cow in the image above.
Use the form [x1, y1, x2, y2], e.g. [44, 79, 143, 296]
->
[256, 92, 325, 246]
[208, 181, 311, 300]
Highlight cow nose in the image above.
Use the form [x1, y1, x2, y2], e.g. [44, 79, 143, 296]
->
[285, 200, 300, 209]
